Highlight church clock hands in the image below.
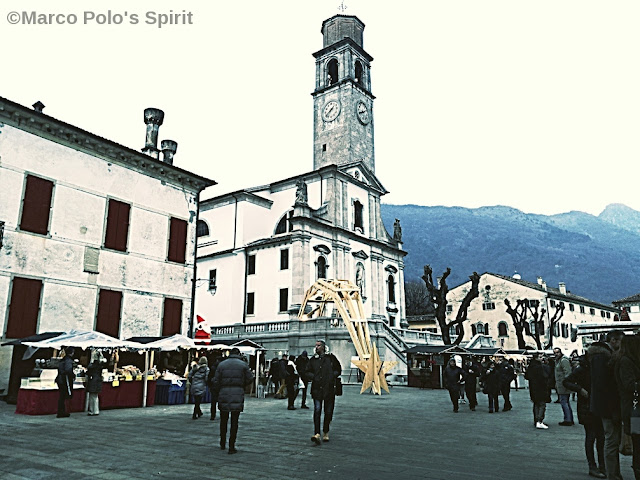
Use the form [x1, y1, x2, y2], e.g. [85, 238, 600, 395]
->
[356, 101, 370, 124]
[322, 100, 340, 122]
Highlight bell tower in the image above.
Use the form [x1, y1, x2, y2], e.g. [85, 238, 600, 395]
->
[312, 15, 376, 173]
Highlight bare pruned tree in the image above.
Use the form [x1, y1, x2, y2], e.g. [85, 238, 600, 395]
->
[544, 303, 565, 349]
[422, 265, 480, 345]
[504, 299, 547, 350]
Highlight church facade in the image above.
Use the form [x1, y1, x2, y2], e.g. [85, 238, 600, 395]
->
[195, 15, 407, 329]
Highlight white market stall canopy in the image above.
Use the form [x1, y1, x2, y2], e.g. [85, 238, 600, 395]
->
[142, 334, 196, 351]
[23, 330, 147, 350]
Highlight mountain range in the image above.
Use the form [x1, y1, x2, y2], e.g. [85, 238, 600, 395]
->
[381, 203, 640, 305]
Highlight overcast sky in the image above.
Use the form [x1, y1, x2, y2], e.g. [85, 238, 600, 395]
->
[3, 0, 639, 216]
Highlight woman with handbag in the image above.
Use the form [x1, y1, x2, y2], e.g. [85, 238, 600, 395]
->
[615, 334, 640, 479]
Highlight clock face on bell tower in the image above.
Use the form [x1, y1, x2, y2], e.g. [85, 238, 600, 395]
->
[312, 15, 376, 173]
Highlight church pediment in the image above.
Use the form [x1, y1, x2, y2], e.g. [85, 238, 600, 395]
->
[338, 161, 387, 194]
[385, 264, 398, 274]
[352, 250, 369, 260]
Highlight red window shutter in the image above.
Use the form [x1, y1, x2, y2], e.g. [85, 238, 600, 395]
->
[168, 218, 187, 264]
[162, 298, 183, 336]
[6, 277, 42, 338]
[104, 200, 130, 251]
[20, 175, 53, 235]
[95, 289, 122, 338]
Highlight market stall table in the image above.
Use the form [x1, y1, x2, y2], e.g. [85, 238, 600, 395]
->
[15, 380, 157, 415]
[155, 379, 186, 405]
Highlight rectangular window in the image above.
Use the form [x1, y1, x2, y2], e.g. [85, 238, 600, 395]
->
[279, 288, 288, 313]
[104, 199, 131, 252]
[209, 269, 217, 290]
[95, 289, 122, 338]
[280, 249, 289, 270]
[162, 298, 182, 336]
[446, 304, 453, 313]
[550, 300, 556, 308]
[482, 302, 496, 311]
[247, 254, 256, 275]
[246, 292, 255, 315]
[606, 312, 611, 319]
[590, 308, 596, 315]
[167, 217, 188, 264]
[569, 304, 575, 312]
[580, 305, 585, 314]
[20, 175, 54, 235]
[5, 277, 42, 338]
[601, 310, 606, 318]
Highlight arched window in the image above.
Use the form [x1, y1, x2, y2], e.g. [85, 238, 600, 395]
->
[530, 320, 537, 335]
[538, 321, 545, 336]
[498, 322, 508, 337]
[354, 61, 363, 84]
[196, 220, 209, 238]
[387, 275, 396, 303]
[476, 323, 485, 335]
[327, 59, 339, 86]
[275, 210, 293, 235]
[354, 200, 363, 232]
[316, 256, 327, 279]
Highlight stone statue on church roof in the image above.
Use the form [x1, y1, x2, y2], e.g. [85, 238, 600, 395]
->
[295, 178, 308, 205]
[393, 218, 402, 242]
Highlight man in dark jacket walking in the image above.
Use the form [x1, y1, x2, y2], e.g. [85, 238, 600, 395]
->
[443, 358, 464, 413]
[589, 331, 623, 480]
[295, 351, 310, 409]
[213, 348, 254, 454]
[305, 340, 342, 444]
[207, 357, 221, 421]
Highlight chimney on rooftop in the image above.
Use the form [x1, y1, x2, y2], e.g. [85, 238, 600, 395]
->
[142, 108, 164, 159]
[161, 140, 177, 165]
[559, 282, 567, 295]
[537, 276, 543, 286]
[32, 101, 45, 112]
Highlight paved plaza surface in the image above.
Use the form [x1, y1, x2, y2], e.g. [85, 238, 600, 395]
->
[0, 385, 633, 480]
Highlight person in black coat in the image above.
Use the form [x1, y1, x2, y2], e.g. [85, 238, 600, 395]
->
[588, 331, 624, 480]
[481, 360, 501, 413]
[497, 357, 516, 411]
[295, 351, 310, 409]
[463, 358, 481, 411]
[86, 349, 106, 416]
[524, 353, 552, 428]
[564, 355, 606, 478]
[213, 348, 254, 454]
[614, 334, 640, 480]
[55, 346, 75, 418]
[285, 355, 298, 410]
[305, 340, 342, 444]
[443, 358, 464, 413]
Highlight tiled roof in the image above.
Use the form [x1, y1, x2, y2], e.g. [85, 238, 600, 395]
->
[484, 273, 617, 311]
[613, 293, 640, 304]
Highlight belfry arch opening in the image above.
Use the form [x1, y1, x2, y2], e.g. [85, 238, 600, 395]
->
[327, 59, 338, 86]
[355, 61, 363, 84]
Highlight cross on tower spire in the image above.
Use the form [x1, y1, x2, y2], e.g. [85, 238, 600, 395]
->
[338, 1, 348, 13]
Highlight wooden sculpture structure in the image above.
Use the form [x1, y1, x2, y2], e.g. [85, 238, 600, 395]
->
[298, 279, 397, 394]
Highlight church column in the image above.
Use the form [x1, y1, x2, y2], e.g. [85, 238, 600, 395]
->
[368, 192, 376, 239]
[291, 232, 311, 305]
[370, 252, 384, 319]
[398, 262, 407, 327]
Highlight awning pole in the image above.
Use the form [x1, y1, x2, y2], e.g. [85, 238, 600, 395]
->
[142, 350, 149, 408]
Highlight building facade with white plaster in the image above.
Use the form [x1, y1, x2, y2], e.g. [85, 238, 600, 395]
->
[445, 273, 620, 354]
[195, 15, 407, 331]
[0, 97, 214, 395]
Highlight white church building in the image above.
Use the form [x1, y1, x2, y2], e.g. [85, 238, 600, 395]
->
[195, 15, 407, 331]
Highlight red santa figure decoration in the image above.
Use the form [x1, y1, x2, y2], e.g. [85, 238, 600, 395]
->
[194, 315, 211, 344]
